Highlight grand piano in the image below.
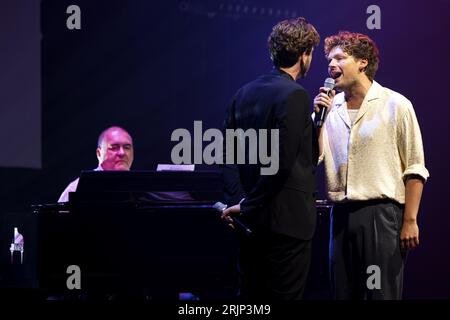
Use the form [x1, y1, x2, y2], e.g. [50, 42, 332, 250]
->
[26, 170, 332, 300]
[34, 170, 239, 300]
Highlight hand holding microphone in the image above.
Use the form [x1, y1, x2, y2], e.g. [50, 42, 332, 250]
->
[314, 78, 335, 128]
[214, 202, 252, 236]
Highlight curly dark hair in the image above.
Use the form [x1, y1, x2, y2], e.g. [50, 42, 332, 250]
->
[268, 17, 320, 68]
[324, 31, 380, 81]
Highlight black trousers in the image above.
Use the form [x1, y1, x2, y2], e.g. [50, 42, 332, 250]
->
[237, 231, 312, 301]
[330, 200, 406, 300]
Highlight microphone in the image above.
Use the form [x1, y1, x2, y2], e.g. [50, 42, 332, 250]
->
[315, 77, 335, 128]
[213, 202, 252, 236]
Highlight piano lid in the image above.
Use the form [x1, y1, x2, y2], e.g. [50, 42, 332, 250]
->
[71, 170, 224, 205]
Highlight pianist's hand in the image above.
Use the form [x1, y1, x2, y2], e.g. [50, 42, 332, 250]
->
[221, 204, 241, 230]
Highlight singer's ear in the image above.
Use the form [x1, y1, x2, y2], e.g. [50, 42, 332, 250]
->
[358, 58, 369, 73]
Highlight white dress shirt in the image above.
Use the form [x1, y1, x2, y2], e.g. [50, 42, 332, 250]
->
[58, 166, 102, 203]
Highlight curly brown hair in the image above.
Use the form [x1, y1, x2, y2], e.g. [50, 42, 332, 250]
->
[324, 31, 380, 81]
[268, 17, 320, 68]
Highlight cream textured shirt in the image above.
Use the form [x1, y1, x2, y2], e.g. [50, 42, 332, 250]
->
[319, 80, 429, 204]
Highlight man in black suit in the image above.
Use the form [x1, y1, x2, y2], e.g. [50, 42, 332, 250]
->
[221, 17, 320, 300]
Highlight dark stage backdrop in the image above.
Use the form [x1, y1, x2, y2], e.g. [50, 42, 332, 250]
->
[1, 0, 449, 299]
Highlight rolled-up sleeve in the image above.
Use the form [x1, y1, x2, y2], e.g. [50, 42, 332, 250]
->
[398, 102, 429, 182]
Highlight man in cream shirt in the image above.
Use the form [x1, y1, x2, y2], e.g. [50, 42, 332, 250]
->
[314, 31, 429, 299]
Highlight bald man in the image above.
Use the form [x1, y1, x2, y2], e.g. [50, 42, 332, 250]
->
[58, 126, 134, 202]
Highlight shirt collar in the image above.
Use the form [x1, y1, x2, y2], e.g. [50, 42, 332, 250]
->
[270, 67, 295, 81]
[332, 80, 382, 127]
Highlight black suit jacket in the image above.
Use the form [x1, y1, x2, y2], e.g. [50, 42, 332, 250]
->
[222, 69, 319, 240]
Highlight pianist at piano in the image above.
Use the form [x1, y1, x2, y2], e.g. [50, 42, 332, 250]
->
[58, 126, 134, 202]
